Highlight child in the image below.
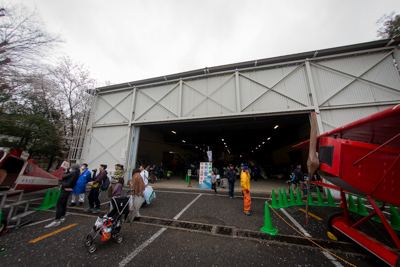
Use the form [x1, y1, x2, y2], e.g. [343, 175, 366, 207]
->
[110, 178, 124, 211]
[287, 172, 297, 194]
[211, 171, 217, 194]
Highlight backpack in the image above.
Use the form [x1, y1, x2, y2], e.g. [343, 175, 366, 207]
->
[293, 174, 299, 184]
[101, 176, 110, 191]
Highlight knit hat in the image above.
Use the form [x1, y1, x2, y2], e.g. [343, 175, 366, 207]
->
[71, 163, 80, 170]
[100, 164, 107, 170]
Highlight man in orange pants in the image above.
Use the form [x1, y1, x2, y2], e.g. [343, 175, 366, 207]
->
[241, 166, 251, 215]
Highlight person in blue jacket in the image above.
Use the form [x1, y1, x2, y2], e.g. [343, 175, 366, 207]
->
[70, 163, 92, 207]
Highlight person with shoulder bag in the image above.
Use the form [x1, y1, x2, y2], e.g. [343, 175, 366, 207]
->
[85, 164, 108, 214]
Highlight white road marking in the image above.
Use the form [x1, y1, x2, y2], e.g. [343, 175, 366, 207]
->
[118, 193, 202, 266]
[364, 204, 390, 215]
[119, 227, 167, 267]
[23, 217, 54, 227]
[321, 251, 344, 267]
[280, 208, 311, 238]
[280, 208, 344, 266]
[173, 194, 202, 220]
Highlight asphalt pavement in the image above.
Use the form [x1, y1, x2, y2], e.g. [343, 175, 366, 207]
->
[0, 176, 397, 267]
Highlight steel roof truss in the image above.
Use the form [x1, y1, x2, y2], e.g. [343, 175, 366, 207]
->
[134, 83, 180, 121]
[182, 74, 236, 117]
[240, 64, 307, 111]
[94, 92, 132, 124]
[315, 50, 399, 106]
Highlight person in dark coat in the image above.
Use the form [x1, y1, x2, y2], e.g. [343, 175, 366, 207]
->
[226, 164, 237, 199]
[45, 163, 80, 228]
[86, 164, 108, 214]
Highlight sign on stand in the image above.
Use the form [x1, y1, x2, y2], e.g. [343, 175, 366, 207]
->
[199, 162, 212, 189]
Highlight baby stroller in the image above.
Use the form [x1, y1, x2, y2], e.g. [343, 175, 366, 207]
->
[85, 195, 131, 253]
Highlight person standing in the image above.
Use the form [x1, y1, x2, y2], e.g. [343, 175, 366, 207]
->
[70, 163, 92, 207]
[149, 164, 156, 183]
[226, 164, 236, 199]
[109, 178, 124, 211]
[294, 164, 304, 198]
[45, 163, 80, 228]
[139, 164, 149, 186]
[253, 166, 259, 182]
[241, 166, 251, 216]
[211, 171, 217, 194]
[85, 164, 108, 214]
[128, 168, 146, 223]
[108, 164, 125, 198]
[159, 162, 165, 179]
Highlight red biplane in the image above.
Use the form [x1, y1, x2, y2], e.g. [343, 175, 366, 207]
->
[0, 147, 66, 193]
[295, 104, 400, 266]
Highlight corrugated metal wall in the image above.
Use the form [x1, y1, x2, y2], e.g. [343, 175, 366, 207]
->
[81, 45, 400, 172]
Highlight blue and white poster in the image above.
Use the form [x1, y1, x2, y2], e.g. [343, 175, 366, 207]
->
[199, 162, 212, 189]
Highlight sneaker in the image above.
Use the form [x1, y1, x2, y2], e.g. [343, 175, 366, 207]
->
[244, 211, 251, 216]
[45, 220, 61, 228]
[60, 217, 66, 223]
[92, 208, 100, 214]
[85, 207, 94, 213]
[78, 202, 83, 207]
[69, 202, 76, 207]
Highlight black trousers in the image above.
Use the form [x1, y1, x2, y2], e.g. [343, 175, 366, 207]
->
[212, 183, 217, 193]
[88, 187, 100, 209]
[56, 190, 71, 220]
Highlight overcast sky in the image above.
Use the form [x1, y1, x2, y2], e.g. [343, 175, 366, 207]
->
[14, 0, 399, 86]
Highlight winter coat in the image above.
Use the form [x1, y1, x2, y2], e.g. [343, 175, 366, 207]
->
[226, 169, 236, 183]
[211, 174, 216, 183]
[62, 164, 80, 190]
[91, 170, 107, 189]
[72, 168, 92, 194]
[112, 183, 123, 197]
[113, 169, 126, 181]
[131, 173, 146, 197]
[294, 168, 304, 182]
[240, 171, 250, 191]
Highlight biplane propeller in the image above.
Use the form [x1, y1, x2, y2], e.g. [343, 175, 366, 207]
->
[305, 112, 320, 224]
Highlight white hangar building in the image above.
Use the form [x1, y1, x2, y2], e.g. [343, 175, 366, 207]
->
[79, 38, 400, 181]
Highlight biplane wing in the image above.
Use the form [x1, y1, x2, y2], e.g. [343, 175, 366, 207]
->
[295, 104, 400, 150]
[294, 104, 400, 207]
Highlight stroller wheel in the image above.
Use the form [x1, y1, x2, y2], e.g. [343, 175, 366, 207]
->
[88, 245, 96, 254]
[85, 239, 92, 247]
[115, 235, 123, 244]
[85, 234, 94, 247]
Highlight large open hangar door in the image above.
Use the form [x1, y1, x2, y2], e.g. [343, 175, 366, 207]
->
[137, 112, 310, 179]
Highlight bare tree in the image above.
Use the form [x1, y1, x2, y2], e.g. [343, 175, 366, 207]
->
[49, 56, 94, 141]
[0, 3, 61, 90]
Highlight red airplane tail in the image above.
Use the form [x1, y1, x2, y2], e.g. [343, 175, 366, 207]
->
[50, 160, 70, 180]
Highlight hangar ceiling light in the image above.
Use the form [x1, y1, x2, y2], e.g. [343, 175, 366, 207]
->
[171, 131, 177, 134]
[274, 125, 279, 129]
